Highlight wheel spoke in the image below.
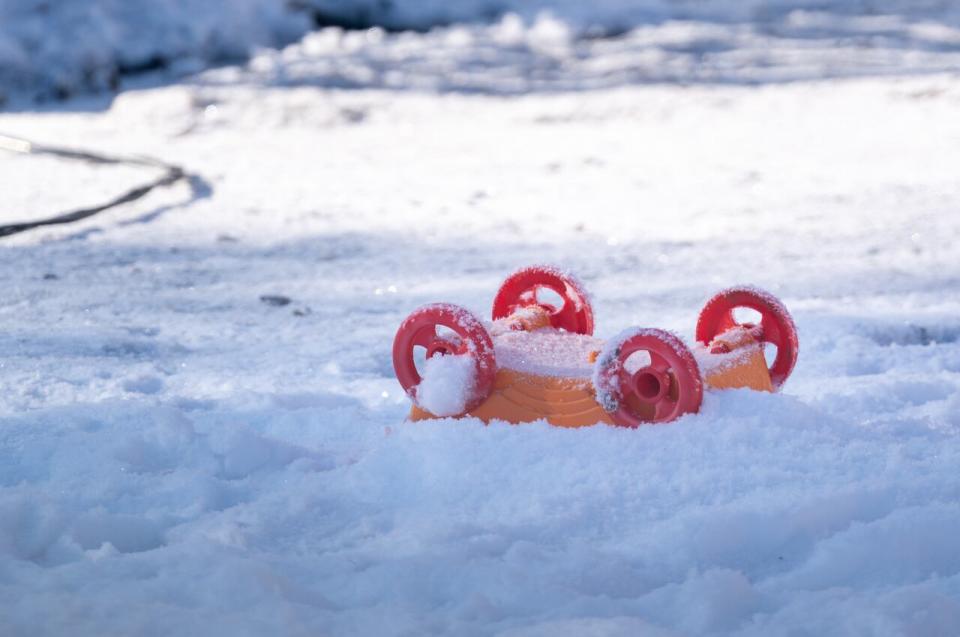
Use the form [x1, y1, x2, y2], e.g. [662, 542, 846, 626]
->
[653, 397, 678, 421]
[519, 290, 538, 305]
[448, 337, 468, 355]
[411, 324, 438, 349]
[718, 308, 738, 333]
[760, 313, 781, 345]
[617, 365, 634, 392]
[649, 351, 671, 372]
[551, 299, 577, 329]
[653, 397, 677, 422]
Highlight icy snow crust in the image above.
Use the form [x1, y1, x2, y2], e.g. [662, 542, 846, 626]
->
[3, 16, 960, 637]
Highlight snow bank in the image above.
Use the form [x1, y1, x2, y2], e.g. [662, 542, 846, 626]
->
[229, 8, 960, 95]
[0, 0, 310, 102]
[5, 0, 960, 102]
[303, 0, 960, 33]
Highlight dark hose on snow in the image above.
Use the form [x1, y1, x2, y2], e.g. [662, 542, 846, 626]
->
[0, 133, 191, 239]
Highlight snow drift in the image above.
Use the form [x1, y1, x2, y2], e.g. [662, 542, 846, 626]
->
[0, 0, 310, 102]
[3, 0, 960, 102]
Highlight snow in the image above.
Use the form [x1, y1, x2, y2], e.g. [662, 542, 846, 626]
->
[694, 339, 759, 377]
[219, 11, 960, 94]
[416, 353, 478, 417]
[5, 1, 960, 103]
[492, 329, 603, 378]
[2, 4, 960, 635]
[0, 0, 311, 102]
[303, 0, 960, 34]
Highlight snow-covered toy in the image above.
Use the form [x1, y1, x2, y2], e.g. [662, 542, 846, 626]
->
[392, 266, 798, 427]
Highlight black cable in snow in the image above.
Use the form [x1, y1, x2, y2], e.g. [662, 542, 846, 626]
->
[0, 133, 191, 239]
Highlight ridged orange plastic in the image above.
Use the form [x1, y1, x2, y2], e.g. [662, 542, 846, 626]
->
[410, 368, 615, 427]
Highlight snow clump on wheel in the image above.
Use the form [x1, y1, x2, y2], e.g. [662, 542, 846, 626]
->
[414, 353, 479, 417]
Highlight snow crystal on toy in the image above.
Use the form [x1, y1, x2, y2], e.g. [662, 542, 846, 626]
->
[493, 329, 602, 378]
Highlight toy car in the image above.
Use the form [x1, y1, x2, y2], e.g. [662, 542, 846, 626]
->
[392, 265, 798, 427]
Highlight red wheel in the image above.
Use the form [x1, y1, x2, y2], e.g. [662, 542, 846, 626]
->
[392, 303, 496, 414]
[695, 286, 798, 389]
[593, 328, 703, 426]
[492, 265, 594, 335]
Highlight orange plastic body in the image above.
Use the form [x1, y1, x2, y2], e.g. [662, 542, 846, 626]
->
[411, 368, 616, 427]
[701, 327, 774, 393]
[410, 326, 774, 427]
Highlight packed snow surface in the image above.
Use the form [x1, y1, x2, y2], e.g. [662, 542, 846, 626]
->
[416, 353, 478, 417]
[2, 6, 960, 635]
